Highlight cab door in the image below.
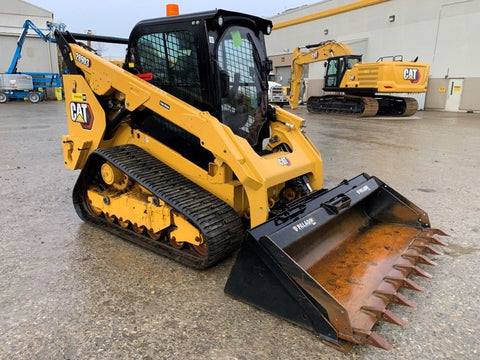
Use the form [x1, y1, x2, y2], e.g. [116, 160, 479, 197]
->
[324, 57, 343, 89]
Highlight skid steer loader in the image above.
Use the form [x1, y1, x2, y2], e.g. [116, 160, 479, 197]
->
[56, 7, 447, 351]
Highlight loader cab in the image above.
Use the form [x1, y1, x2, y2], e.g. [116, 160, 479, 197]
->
[126, 10, 273, 155]
[324, 55, 362, 90]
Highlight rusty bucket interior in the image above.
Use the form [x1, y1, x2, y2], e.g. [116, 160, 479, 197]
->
[225, 174, 447, 351]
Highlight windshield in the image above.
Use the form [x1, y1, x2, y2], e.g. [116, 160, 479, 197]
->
[216, 26, 268, 146]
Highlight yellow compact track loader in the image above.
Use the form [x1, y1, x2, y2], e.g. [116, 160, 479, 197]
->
[56, 8, 446, 351]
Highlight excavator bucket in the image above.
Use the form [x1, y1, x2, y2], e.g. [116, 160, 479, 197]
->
[225, 173, 447, 351]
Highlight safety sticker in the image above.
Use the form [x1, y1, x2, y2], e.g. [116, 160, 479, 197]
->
[72, 93, 87, 102]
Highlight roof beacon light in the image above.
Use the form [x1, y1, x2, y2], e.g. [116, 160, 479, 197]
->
[166, 4, 179, 16]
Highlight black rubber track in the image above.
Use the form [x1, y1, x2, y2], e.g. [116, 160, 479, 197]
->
[306, 95, 379, 117]
[375, 96, 418, 117]
[72, 144, 244, 269]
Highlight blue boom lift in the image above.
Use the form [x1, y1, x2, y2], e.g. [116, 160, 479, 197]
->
[0, 20, 62, 103]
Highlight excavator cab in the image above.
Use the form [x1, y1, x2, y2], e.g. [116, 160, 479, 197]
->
[324, 55, 362, 89]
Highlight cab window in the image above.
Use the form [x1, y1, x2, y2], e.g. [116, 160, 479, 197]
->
[136, 31, 203, 108]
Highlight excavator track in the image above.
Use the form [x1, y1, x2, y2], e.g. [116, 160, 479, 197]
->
[73, 144, 244, 269]
[307, 95, 379, 117]
[399, 97, 419, 117]
[376, 96, 418, 117]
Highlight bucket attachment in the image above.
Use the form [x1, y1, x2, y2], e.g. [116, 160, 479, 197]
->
[225, 173, 447, 351]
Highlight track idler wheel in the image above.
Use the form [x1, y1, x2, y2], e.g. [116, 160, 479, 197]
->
[86, 198, 103, 216]
[101, 162, 131, 191]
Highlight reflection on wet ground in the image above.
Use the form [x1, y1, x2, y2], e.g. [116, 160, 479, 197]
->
[1, 102, 479, 359]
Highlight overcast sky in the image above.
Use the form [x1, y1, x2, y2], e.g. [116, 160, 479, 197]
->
[30, 0, 316, 36]
[28, 0, 317, 56]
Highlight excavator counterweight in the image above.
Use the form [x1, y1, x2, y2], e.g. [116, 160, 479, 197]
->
[56, 7, 445, 352]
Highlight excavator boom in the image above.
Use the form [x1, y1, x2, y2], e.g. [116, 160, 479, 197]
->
[289, 40, 353, 109]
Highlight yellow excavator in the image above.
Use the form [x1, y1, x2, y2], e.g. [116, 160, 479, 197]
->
[288, 40, 430, 116]
[56, 7, 446, 352]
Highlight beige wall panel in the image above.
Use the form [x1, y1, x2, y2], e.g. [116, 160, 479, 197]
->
[1, 0, 51, 17]
[0, 1, 58, 74]
[460, 78, 480, 111]
[425, 78, 448, 109]
[270, 54, 293, 69]
[1, 35, 58, 73]
[305, 78, 326, 100]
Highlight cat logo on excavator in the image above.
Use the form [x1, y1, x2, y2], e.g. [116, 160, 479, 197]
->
[403, 68, 419, 82]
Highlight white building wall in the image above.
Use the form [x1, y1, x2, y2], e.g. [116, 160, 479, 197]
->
[267, 0, 480, 111]
[0, 0, 58, 74]
[433, 1, 480, 78]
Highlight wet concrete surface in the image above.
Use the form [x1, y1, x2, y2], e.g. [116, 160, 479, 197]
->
[0, 101, 479, 359]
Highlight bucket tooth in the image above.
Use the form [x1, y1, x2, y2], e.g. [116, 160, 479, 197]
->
[429, 237, 448, 247]
[374, 289, 416, 307]
[427, 228, 450, 238]
[353, 329, 392, 351]
[411, 241, 444, 256]
[421, 235, 449, 247]
[402, 253, 438, 266]
[384, 276, 425, 292]
[394, 263, 432, 278]
[361, 306, 407, 326]
[424, 245, 444, 256]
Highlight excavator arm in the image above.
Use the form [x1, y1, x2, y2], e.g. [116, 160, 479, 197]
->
[288, 40, 353, 109]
